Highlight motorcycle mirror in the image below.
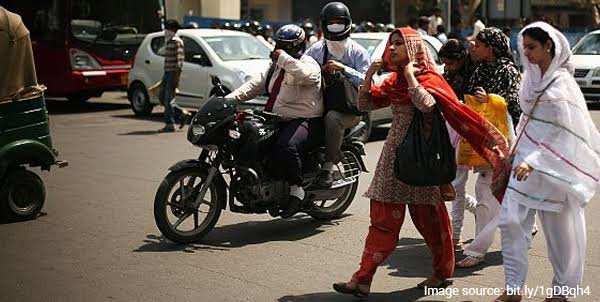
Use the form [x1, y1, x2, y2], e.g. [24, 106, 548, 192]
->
[211, 75, 222, 86]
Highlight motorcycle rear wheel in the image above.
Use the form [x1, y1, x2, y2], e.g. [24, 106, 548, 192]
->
[307, 150, 360, 220]
[154, 168, 223, 243]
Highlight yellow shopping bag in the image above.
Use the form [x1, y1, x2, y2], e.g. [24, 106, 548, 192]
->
[457, 94, 510, 167]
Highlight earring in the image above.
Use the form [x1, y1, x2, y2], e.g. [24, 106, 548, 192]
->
[546, 49, 551, 53]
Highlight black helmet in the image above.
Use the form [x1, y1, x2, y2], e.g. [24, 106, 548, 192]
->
[320, 2, 352, 41]
[220, 22, 232, 30]
[301, 20, 315, 37]
[375, 23, 385, 32]
[245, 20, 261, 35]
[274, 24, 306, 59]
[385, 23, 395, 32]
[261, 24, 273, 36]
[364, 21, 375, 32]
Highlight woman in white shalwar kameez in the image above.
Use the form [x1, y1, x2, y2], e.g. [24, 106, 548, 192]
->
[495, 22, 600, 302]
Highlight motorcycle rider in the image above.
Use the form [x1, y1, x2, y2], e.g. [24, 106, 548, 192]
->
[305, 1, 371, 188]
[226, 24, 324, 218]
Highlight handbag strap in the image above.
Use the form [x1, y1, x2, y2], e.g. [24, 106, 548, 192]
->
[507, 77, 558, 157]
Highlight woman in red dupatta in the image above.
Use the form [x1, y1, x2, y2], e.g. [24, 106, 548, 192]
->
[332, 28, 508, 298]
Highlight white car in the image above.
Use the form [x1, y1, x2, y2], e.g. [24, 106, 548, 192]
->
[127, 29, 272, 115]
[351, 32, 444, 141]
[571, 29, 600, 102]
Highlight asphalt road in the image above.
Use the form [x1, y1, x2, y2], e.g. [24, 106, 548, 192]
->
[1, 92, 600, 302]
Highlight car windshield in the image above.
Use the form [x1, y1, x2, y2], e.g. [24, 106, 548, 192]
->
[204, 36, 271, 61]
[573, 34, 600, 55]
[353, 38, 383, 56]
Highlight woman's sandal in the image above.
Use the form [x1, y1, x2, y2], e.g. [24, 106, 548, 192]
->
[456, 255, 484, 268]
[333, 282, 369, 298]
[416, 276, 453, 289]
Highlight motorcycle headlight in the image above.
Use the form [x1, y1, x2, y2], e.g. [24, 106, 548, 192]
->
[187, 123, 206, 144]
[594, 68, 600, 77]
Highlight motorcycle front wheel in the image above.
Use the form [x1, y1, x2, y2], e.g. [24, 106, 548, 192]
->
[154, 168, 223, 243]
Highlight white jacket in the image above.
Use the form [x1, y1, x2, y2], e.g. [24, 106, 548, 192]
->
[227, 52, 323, 119]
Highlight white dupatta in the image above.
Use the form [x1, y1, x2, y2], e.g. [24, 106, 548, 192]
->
[511, 22, 600, 210]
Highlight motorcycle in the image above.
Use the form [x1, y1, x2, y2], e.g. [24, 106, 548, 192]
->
[153, 76, 368, 243]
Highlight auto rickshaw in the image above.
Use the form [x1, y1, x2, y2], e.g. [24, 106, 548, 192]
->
[0, 7, 67, 221]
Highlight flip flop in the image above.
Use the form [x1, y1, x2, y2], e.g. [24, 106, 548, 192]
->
[416, 278, 453, 289]
[456, 255, 484, 268]
[333, 282, 369, 298]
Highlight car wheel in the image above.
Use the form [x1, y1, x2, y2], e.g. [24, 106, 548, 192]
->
[128, 82, 154, 116]
[354, 113, 372, 142]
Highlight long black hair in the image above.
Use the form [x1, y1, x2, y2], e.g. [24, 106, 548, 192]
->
[522, 27, 555, 58]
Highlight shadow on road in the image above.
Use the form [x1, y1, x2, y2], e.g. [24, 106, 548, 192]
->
[382, 237, 502, 280]
[367, 126, 389, 143]
[112, 112, 164, 123]
[46, 98, 130, 115]
[278, 287, 452, 302]
[134, 214, 351, 253]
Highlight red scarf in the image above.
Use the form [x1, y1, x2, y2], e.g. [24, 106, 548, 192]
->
[372, 28, 509, 201]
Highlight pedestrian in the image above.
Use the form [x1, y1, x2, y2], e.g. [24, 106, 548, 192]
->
[438, 39, 477, 249]
[417, 16, 430, 36]
[332, 27, 508, 298]
[455, 27, 522, 268]
[495, 21, 600, 302]
[305, 1, 371, 188]
[428, 7, 444, 36]
[467, 15, 486, 41]
[435, 25, 448, 44]
[158, 19, 184, 132]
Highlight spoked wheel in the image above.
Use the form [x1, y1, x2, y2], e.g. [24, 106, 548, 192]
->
[308, 150, 361, 220]
[154, 168, 223, 243]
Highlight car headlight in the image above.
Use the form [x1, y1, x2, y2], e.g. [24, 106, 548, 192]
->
[594, 68, 600, 77]
[235, 70, 253, 83]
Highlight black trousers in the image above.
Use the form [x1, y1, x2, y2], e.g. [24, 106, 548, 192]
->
[273, 117, 324, 186]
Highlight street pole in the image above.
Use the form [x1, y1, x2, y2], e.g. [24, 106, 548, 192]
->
[391, 0, 396, 25]
[447, 0, 451, 32]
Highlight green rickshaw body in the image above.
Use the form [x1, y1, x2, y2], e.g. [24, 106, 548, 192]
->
[0, 95, 57, 179]
[0, 7, 66, 221]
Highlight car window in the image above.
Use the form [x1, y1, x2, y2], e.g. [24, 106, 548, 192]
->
[573, 34, 600, 55]
[352, 38, 382, 56]
[181, 36, 210, 64]
[203, 36, 270, 61]
[150, 36, 165, 56]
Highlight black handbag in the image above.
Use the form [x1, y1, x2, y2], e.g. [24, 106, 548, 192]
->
[321, 44, 362, 115]
[394, 105, 456, 186]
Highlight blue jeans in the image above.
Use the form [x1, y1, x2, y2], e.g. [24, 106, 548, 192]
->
[159, 71, 177, 125]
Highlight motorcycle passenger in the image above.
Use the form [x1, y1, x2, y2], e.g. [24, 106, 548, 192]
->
[305, 1, 371, 188]
[226, 24, 324, 218]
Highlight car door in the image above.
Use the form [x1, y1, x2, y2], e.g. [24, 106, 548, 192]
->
[141, 35, 167, 103]
[177, 35, 211, 109]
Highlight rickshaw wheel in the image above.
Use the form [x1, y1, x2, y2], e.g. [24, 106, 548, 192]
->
[0, 168, 46, 221]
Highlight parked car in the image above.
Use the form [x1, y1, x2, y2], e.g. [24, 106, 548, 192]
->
[351, 32, 444, 141]
[127, 29, 272, 115]
[571, 29, 600, 102]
